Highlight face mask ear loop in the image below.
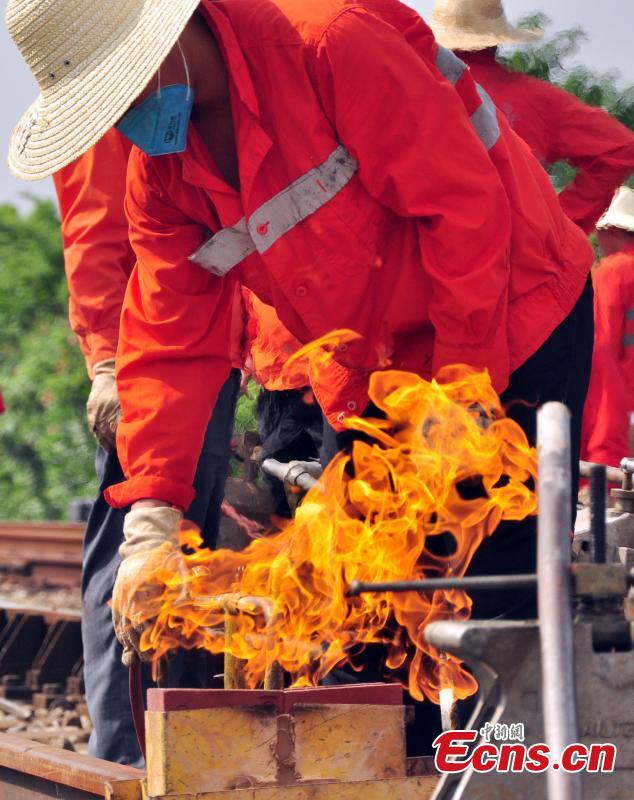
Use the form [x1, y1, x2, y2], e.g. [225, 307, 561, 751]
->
[177, 40, 192, 100]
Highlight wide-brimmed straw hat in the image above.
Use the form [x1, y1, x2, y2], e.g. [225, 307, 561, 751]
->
[597, 187, 634, 232]
[430, 0, 544, 51]
[6, 0, 200, 180]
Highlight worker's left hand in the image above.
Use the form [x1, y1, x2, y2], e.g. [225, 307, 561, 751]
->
[86, 358, 121, 453]
[112, 505, 186, 667]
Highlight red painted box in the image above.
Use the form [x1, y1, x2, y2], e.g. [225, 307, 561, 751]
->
[147, 682, 403, 713]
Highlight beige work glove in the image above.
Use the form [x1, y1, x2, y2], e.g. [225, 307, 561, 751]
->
[86, 359, 121, 453]
[112, 506, 186, 667]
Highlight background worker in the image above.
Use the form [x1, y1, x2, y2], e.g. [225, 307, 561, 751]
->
[580, 339, 629, 471]
[53, 129, 242, 765]
[588, 187, 634, 459]
[430, 0, 634, 233]
[8, 0, 593, 668]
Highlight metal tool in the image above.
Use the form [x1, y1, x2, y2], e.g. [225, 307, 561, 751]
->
[128, 658, 146, 760]
[575, 456, 634, 565]
[128, 654, 170, 760]
[537, 403, 580, 800]
[261, 458, 322, 492]
[348, 574, 537, 596]
[589, 465, 607, 564]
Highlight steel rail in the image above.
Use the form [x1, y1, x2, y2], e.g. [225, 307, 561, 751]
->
[0, 601, 81, 623]
[0, 521, 83, 587]
[0, 520, 84, 544]
[0, 733, 144, 799]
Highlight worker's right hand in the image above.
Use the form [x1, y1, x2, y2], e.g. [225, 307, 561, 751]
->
[112, 505, 185, 667]
[86, 358, 121, 453]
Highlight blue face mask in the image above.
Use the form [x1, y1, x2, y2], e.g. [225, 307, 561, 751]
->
[117, 83, 194, 156]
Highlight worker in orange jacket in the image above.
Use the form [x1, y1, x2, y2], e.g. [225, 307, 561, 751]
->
[583, 187, 634, 465]
[244, 290, 323, 516]
[52, 129, 242, 765]
[9, 0, 594, 655]
[430, 0, 634, 233]
[580, 341, 629, 469]
[594, 188, 634, 406]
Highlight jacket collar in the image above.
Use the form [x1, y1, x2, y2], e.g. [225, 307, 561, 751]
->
[456, 48, 499, 66]
[181, 0, 272, 207]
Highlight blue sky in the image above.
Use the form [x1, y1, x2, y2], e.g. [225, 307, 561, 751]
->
[1, 1, 632, 206]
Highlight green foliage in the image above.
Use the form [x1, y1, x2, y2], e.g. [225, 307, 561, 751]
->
[0, 198, 261, 520]
[0, 198, 97, 520]
[501, 13, 634, 128]
[561, 70, 634, 132]
[500, 13, 634, 191]
[234, 382, 261, 433]
[502, 13, 588, 83]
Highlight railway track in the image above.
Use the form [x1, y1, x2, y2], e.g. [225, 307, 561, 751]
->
[0, 521, 83, 587]
[0, 602, 82, 700]
[0, 600, 85, 741]
[0, 540, 137, 800]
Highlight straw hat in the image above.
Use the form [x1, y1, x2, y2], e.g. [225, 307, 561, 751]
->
[6, 0, 200, 180]
[430, 0, 543, 51]
[597, 187, 634, 232]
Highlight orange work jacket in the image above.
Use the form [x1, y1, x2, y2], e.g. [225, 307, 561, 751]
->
[581, 340, 629, 468]
[593, 245, 634, 405]
[54, 129, 246, 377]
[244, 290, 306, 391]
[105, 0, 592, 510]
[53, 130, 135, 377]
[582, 246, 634, 468]
[460, 50, 634, 234]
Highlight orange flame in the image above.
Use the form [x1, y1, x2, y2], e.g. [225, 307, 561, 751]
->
[117, 364, 537, 703]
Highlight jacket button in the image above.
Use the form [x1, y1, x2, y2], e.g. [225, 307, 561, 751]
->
[336, 412, 346, 423]
[346, 401, 357, 411]
[256, 222, 269, 236]
[337, 343, 349, 352]
[295, 285, 307, 297]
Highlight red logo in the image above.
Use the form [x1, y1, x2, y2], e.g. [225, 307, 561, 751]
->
[432, 730, 617, 774]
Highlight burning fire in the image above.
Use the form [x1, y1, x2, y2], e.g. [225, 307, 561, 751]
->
[115, 360, 537, 703]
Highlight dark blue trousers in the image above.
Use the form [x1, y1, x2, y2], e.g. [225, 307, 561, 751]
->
[81, 370, 239, 765]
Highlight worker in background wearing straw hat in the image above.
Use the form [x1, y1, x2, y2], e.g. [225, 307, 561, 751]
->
[430, 0, 634, 234]
[52, 129, 243, 765]
[583, 187, 634, 464]
[7, 0, 594, 674]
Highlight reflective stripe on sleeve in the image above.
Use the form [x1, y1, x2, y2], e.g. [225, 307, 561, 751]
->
[435, 45, 500, 150]
[471, 85, 501, 149]
[189, 217, 255, 276]
[435, 45, 467, 86]
[623, 333, 634, 347]
[626, 308, 634, 321]
[190, 145, 358, 276]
